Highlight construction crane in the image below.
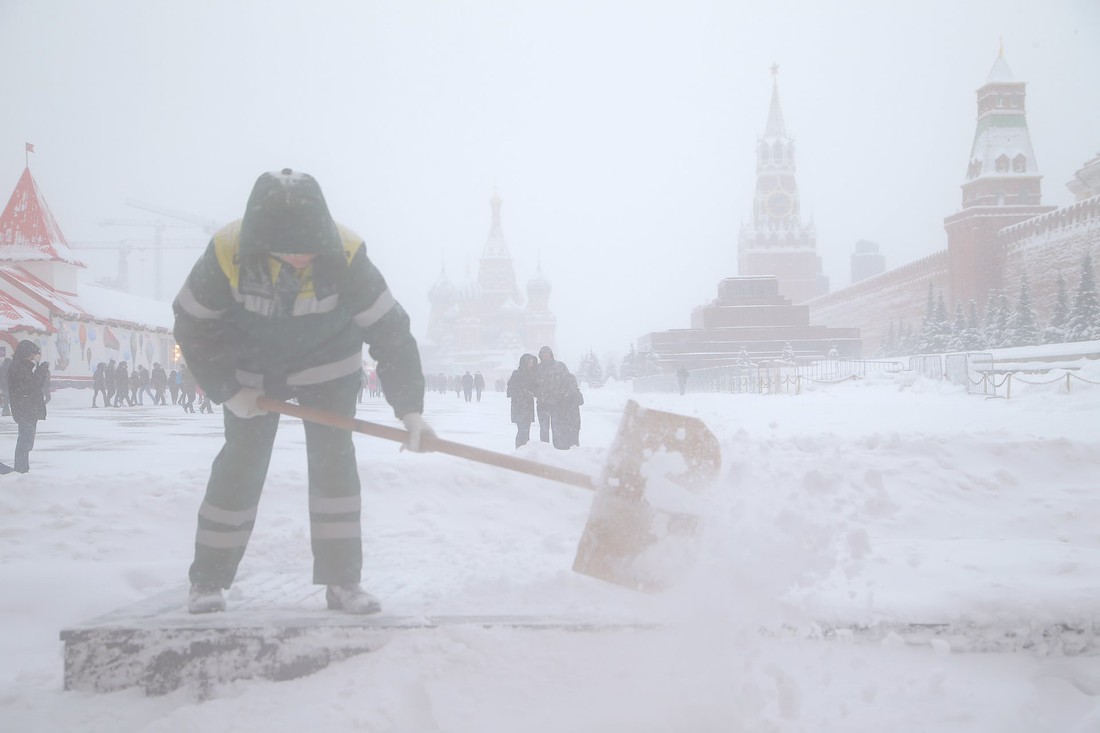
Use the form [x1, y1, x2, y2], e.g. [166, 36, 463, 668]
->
[125, 199, 221, 236]
[94, 219, 206, 298]
[69, 240, 133, 292]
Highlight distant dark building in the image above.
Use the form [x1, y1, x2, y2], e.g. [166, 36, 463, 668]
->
[637, 276, 859, 370]
[850, 241, 886, 285]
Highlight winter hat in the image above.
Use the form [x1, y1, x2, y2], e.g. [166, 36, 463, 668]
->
[239, 169, 343, 256]
[15, 340, 40, 360]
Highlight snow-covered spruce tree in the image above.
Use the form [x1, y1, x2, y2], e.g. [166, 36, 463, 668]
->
[781, 342, 796, 362]
[603, 355, 618, 382]
[964, 300, 988, 351]
[619, 345, 637, 380]
[917, 282, 936, 353]
[576, 350, 604, 388]
[1006, 275, 1040, 347]
[1066, 252, 1100, 342]
[932, 291, 952, 351]
[1043, 272, 1070, 344]
[638, 349, 662, 377]
[947, 301, 968, 352]
[918, 283, 950, 353]
[983, 290, 1010, 349]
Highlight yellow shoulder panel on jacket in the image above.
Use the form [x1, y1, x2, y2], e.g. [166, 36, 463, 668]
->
[212, 220, 243, 288]
[335, 223, 365, 262]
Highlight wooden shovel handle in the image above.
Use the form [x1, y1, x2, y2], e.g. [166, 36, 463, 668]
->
[257, 396, 596, 492]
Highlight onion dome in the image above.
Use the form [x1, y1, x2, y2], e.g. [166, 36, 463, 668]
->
[527, 264, 551, 302]
[428, 265, 457, 306]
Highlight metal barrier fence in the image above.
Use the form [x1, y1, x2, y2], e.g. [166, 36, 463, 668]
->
[633, 359, 905, 395]
[632, 350, 1098, 399]
[965, 369, 1100, 399]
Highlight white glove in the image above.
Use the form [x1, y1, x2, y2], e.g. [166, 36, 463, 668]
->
[223, 387, 268, 419]
[401, 412, 436, 452]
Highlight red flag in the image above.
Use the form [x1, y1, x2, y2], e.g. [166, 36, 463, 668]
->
[25, 143, 34, 153]
[103, 326, 120, 351]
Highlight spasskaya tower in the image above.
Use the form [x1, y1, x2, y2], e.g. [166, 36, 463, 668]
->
[737, 64, 820, 304]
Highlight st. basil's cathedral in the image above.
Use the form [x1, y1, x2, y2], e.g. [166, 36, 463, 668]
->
[420, 192, 556, 383]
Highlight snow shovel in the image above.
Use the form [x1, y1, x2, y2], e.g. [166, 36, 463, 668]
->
[256, 396, 720, 590]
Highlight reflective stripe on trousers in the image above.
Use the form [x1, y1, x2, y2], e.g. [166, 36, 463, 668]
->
[189, 372, 364, 588]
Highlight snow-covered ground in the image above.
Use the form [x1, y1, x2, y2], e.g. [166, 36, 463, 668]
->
[1, 362, 1099, 732]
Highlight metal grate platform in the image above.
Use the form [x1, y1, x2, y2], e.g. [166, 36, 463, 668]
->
[60, 573, 654, 695]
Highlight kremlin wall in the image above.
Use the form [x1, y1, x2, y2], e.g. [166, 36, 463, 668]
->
[641, 52, 1100, 370]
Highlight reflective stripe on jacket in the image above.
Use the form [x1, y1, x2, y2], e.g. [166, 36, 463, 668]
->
[172, 220, 425, 417]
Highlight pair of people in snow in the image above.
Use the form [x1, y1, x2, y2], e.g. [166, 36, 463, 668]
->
[173, 169, 433, 616]
[508, 346, 582, 450]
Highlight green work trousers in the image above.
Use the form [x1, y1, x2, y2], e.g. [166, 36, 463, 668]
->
[189, 374, 363, 588]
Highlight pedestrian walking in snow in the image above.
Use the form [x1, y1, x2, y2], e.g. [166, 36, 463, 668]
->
[179, 365, 196, 413]
[104, 358, 117, 406]
[473, 370, 485, 402]
[506, 353, 537, 448]
[151, 363, 168, 405]
[168, 370, 180, 405]
[462, 371, 474, 402]
[129, 368, 140, 405]
[174, 168, 433, 616]
[196, 385, 214, 413]
[554, 372, 584, 449]
[676, 366, 689, 396]
[138, 365, 155, 404]
[6, 340, 47, 473]
[92, 362, 108, 407]
[114, 362, 133, 406]
[534, 346, 572, 447]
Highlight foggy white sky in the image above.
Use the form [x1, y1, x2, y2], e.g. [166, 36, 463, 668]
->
[2, 0, 1098, 365]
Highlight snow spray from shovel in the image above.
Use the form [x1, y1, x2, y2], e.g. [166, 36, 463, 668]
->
[257, 396, 721, 591]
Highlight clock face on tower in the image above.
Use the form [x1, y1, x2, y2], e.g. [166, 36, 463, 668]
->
[766, 190, 793, 219]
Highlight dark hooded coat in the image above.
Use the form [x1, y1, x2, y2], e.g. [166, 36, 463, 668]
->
[507, 353, 537, 424]
[8, 340, 46, 423]
[172, 169, 424, 417]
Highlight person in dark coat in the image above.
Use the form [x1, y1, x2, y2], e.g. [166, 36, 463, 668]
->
[553, 372, 584, 449]
[534, 346, 570, 446]
[168, 370, 180, 405]
[461, 371, 474, 402]
[676, 366, 690, 396]
[92, 362, 108, 407]
[151, 363, 168, 405]
[506, 353, 537, 448]
[7, 340, 47, 473]
[114, 361, 133, 406]
[138, 365, 155, 405]
[473, 371, 485, 402]
[104, 358, 117, 406]
[179, 364, 196, 413]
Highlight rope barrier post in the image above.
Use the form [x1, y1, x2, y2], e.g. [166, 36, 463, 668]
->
[1006, 373, 1011, 400]
[1067, 372, 1071, 393]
